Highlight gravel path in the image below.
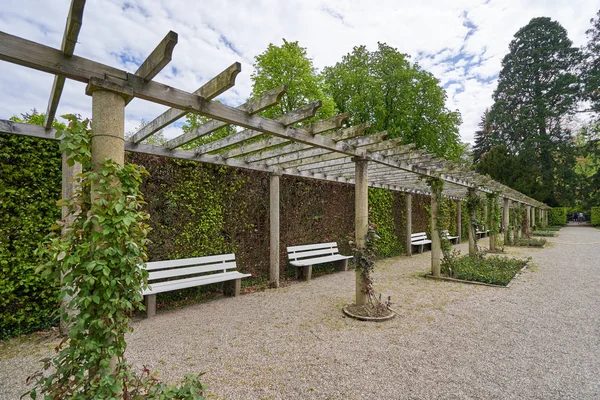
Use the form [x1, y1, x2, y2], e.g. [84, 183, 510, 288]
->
[2, 228, 599, 399]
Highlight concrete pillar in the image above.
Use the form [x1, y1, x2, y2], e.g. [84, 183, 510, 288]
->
[483, 202, 488, 233]
[60, 152, 82, 336]
[354, 158, 368, 306]
[405, 194, 412, 256]
[527, 205, 532, 230]
[87, 85, 126, 373]
[467, 188, 476, 256]
[503, 197, 510, 245]
[456, 200, 462, 244]
[269, 172, 281, 288]
[489, 197, 497, 252]
[514, 203, 521, 240]
[430, 195, 441, 277]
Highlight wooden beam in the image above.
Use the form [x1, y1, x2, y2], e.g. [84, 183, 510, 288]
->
[219, 113, 353, 159]
[130, 62, 241, 143]
[133, 31, 178, 83]
[43, 0, 86, 129]
[194, 101, 321, 155]
[165, 84, 287, 149]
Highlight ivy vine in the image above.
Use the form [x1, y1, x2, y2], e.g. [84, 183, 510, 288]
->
[426, 177, 451, 257]
[29, 115, 205, 399]
[466, 189, 483, 248]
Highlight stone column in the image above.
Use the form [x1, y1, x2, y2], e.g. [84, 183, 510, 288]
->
[489, 197, 497, 252]
[405, 193, 412, 256]
[430, 194, 441, 277]
[503, 197, 510, 245]
[354, 158, 368, 306]
[86, 84, 126, 373]
[514, 203, 521, 240]
[269, 172, 281, 288]
[467, 188, 476, 256]
[456, 200, 462, 244]
[527, 205, 532, 229]
[60, 152, 82, 336]
[483, 202, 488, 235]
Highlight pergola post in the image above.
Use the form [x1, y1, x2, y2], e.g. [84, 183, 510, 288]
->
[456, 200, 462, 244]
[514, 203, 521, 240]
[405, 193, 412, 255]
[489, 196, 497, 252]
[86, 84, 126, 371]
[467, 188, 477, 256]
[269, 172, 281, 288]
[354, 158, 368, 306]
[60, 151, 81, 336]
[503, 197, 510, 245]
[430, 194, 441, 277]
[482, 202, 488, 234]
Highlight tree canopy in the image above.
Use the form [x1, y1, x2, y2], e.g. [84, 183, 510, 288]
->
[323, 42, 463, 160]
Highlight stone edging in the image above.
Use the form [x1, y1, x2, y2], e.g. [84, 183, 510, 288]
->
[424, 263, 529, 289]
[342, 306, 396, 322]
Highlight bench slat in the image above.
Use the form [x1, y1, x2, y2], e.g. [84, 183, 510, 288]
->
[148, 261, 238, 281]
[290, 254, 352, 267]
[287, 242, 337, 252]
[289, 247, 339, 260]
[146, 254, 235, 271]
[144, 271, 251, 295]
[412, 240, 432, 245]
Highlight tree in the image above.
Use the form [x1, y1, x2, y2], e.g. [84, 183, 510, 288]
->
[472, 109, 493, 163]
[482, 17, 580, 206]
[323, 42, 463, 160]
[250, 39, 336, 122]
[582, 10, 600, 113]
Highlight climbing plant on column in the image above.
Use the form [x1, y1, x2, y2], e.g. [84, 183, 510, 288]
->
[30, 115, 205, 399]
[426, 177, 451, 257]
[465, 189, 483, 254]
[486, 192, 501, 250]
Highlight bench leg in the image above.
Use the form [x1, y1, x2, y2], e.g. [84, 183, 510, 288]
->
[223, 279, 241, 297]
[336, 259, 349, 272]
[145, 294, 156, 318]
[297, 265, 312, 281]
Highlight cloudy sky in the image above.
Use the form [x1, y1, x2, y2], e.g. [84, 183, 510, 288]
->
[1, 0, 599, 144]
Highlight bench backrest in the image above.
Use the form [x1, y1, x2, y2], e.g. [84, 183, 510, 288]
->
[287, 242, 340, 262]
[411, 232, 429, 242]
[145, 254, 237, 283]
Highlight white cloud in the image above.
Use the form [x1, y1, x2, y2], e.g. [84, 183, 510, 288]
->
[0, 0, 599, 142]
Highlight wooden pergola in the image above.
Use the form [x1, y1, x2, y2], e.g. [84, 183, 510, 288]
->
[0, 0, 549, 306]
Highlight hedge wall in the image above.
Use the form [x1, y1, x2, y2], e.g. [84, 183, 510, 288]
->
[549, 207, 567, 226]
[592, 207, 600, 226]
[2, 136, 441, 338]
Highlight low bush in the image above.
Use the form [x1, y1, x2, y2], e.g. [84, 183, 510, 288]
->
[441, 250, 528, 286]
[510, 237, 547, 247]
[592, 207, 600, 226]
[546, 226, 562, 231]
[548, 208, 567, 226]
[532, 231, 556, 237]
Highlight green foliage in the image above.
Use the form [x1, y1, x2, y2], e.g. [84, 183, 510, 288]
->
[477, 17, 580, 206]
[441, 250, 528, 286]
[591, 207, 600, 226]
[29, 115, 205, 399]
[323, 42, 463, 160]
[473, 109, 492, 163]
[510, 237, 547, 247]
[0, 112, 64, 339]
[426, 178, 451, 256]
[251, 39, 336, 122]
[532, 231, 557, 237]
[368, 188, 404, 257]
[549, 207, 568, 226]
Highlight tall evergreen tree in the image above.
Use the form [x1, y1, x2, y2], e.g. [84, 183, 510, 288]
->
[582, 10, 600, 113]
[472, 109, 493, 163]
[482, 17, 580, 206]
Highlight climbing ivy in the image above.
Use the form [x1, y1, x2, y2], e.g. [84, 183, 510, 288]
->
[368, 188, 404, 257]
[29, 115, 205, 399]
[465, 189, 483, 249]
[426, 177, 451, 256]
[486, 192, 501, 247]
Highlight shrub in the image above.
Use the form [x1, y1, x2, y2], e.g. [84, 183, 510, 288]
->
[441, 250, 528, 286]
[511, 237, 547, 247]
[548, 207, 567, 226]
[532, 231, 556, 237]
[592, 207, 600, 226]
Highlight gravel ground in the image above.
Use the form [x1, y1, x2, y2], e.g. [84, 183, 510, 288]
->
[1, 228, 599, 399]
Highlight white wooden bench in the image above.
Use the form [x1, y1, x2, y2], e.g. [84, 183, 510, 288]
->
[287, 242, 352, 281]
[476, 229, 489, 239]
[441, 230, 459, 245]
[142, 253, 251, 317]
[411, 232, 432, 253]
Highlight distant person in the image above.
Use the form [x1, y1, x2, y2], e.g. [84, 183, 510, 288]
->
[572, 211, 578, 222]
[578, 212, 584, 223]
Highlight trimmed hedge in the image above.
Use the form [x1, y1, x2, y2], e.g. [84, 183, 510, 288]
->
[592, 207, 600, 226]
[548, 207, 567, 226]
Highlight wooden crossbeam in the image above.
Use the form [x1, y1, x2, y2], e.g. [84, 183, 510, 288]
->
[43, 0, 86, 129]
[194, 101, 321, 155]
[133, 31, 178, 84]
[165, 84, 287, 149]
[130, 62, 242, 143]
[237, 123, 371, 163]
[219, 114, 353, 159]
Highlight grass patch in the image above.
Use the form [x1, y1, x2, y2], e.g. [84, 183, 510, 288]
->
[441, 250, 529, 286]
[509, 237, 547, 247]
[532, 231, 557, 237]
[546, 226, 562, 231]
